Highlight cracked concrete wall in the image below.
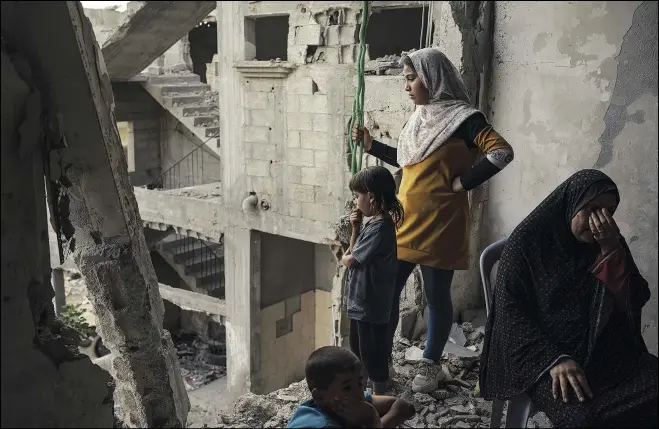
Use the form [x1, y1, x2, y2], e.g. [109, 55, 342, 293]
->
[2, 2, 190, 426]
[485, 1, 658, 354]
[1, 38, 113, 428]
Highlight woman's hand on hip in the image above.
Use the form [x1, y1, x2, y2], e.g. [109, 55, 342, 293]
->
[549, 358, 593, 403]
[589, 208, 621, 254]
[451, 176, 465, 193]
[352, 125, 373, 152]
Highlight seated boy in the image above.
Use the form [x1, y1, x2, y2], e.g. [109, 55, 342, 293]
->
[288, 346, 415, 428]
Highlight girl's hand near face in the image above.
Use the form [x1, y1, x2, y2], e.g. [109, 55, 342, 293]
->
[350, 209, 363, 229]
[589, 208, 621, 254]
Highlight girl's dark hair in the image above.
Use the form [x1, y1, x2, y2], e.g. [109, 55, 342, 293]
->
[349, 166, 404, 228]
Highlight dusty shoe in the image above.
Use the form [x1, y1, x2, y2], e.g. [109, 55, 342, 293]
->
[412, 358, 450, 393]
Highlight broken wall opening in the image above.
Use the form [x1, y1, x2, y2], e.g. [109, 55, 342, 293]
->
[188, 21, 218, 83]
[245, 15, 289, 61]
[366, 7, 433, 59]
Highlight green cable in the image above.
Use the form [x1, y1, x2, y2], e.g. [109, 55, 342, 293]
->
[349, 0, 369, 176]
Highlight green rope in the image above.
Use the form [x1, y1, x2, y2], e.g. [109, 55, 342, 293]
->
[348, 1, 370, 176]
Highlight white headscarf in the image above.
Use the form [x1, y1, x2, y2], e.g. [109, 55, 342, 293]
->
[396, 48, 480, 167]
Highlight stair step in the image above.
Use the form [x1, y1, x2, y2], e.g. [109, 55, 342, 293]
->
[173, 244, 222, 264]
[186, 258, 225, 276]
[197, 273, 224, 287]
[194, 116, 219, 127]
[160, 237, 221, 253]
[205, 127, 220, 137]
[182, 105, 217, 117]
[167, 95, 204, 107]
[182, 248, 225, 267]
[208, 287, 225, 299]
[148, 75, 201, 85]
[160, 83, 210, 95]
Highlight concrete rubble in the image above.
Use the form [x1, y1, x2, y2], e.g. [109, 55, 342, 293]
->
[193, 321, 552, 428]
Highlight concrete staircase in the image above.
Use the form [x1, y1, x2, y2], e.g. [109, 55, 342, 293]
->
[155, 234, 225, 299]
[142, 73, 220, 156]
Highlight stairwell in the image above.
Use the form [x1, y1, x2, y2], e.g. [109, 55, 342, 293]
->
[142, 73, 220, 156]
[155, 234, 225, 299]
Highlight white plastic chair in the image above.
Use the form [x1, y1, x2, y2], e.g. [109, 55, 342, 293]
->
[480, 238, 534, 428]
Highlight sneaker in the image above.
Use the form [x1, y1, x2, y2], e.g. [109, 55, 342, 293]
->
[411, 358, 451, 393]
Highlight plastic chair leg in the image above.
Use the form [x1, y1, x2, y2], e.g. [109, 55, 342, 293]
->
[505, 394, 532, 428]
[490, 399, 505, 428]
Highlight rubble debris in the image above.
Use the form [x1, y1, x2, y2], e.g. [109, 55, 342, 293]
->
[449, 322, 467, 347]
[174, 333, 226, 391]
[190, 320, 553, 428]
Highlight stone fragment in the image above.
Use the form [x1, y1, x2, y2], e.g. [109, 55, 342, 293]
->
[405, 346, 425, 363]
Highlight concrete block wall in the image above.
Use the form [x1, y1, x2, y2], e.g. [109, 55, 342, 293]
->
[127, 118, 161, 187]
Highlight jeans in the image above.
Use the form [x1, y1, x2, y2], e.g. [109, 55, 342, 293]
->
[387, 260, 455, 363]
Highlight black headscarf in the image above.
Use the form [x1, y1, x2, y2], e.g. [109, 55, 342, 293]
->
[479, 169, 650, 400]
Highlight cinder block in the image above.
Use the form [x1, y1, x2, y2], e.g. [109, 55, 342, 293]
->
[246, 159, 271, 177]
[286, 165, 302, 183]
[248, 143, 277, 160]
[249, 109, 275, 127]
[243, 125, 270, 143]
[302, 202, 332, 222]
[287, 113, 314, 131]
[299, 131, 329, 150]
[314, 150, 329, 167]
[300, 167, 328, 187]
[339, 25, 359, 45]
[290, 184, 315, 203]
[249, 176, 277, 195]
[287, 149, 315, 167]
[245, 92, 272, 110]
[298, 95, 329, 114]
[312, 115, 330, 133]
[287, 131, 301, 148]
[324, 25, 341, 45]
[286, 95, 299, 113]
[288, 77, 315, 95]
[285, 201, 302, 217]
[295, 24, 322, 46]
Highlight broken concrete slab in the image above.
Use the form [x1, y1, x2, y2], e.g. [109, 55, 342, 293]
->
[449, 322, 467, 347]
[2, 2, 189, 426]
[102, 1, 216, 80]
[443, 342, 479, 359]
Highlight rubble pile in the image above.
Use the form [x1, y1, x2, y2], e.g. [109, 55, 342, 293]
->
[174, 333, 227, 391]
[201, 320, 552, 428]
[365, 54, 404, 75]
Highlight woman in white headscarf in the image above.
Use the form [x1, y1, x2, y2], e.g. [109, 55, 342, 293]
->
[353, 48, 515, 393]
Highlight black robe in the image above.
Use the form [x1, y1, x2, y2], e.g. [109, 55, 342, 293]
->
[479, 169, 657, 428]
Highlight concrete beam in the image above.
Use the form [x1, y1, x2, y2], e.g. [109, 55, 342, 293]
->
[158, 284, 227, 321]
[102, 1, 216, 80]
[1, 2, 188, 426]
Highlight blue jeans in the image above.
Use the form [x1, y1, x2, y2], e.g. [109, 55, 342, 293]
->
[387, 260, 455, 363]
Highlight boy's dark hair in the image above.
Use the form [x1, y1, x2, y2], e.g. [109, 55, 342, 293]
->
[349, 166, 405, 228]
[305, 346, 361, 391]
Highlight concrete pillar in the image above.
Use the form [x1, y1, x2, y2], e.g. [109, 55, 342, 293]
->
[2, 2, 188, 426]
[52, 268, 66, 316]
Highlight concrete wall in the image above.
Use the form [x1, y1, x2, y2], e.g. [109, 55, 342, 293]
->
[161, 113, 223, 188]
[258, 290, 332, 393]
[260, 232, 315, 308]
[127, 118, 161, 186]
[483, 1, 658, 353]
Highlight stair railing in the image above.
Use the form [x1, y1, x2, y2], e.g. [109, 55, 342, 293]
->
[174, 234, 224, 299]
[147, 125, 216, 190]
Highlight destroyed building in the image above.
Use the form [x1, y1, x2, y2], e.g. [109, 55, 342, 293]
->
[1, 1, 657, 428]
